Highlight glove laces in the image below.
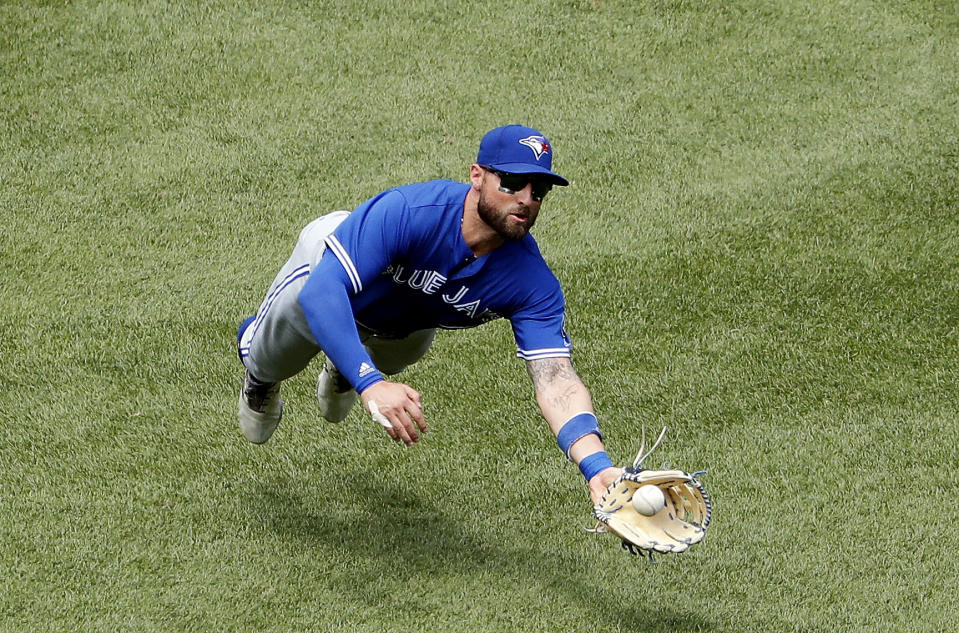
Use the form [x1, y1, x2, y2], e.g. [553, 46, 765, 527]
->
[629, 426, 668, 472]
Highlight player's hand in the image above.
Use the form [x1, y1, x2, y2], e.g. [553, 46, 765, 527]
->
[360, 381, 426, 445]
[588, 467, 622, 506]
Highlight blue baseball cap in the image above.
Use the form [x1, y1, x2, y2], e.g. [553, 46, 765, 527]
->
[476, 124, 569, 186]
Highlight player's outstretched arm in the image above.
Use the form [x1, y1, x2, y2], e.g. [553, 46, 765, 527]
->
[525, 357, 621, 504]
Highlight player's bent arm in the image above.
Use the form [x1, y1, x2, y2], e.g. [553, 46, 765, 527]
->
[298, 254, 385, 392]
[526, 357, 621, 503]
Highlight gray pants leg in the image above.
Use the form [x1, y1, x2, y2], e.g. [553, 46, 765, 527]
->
[359, 325, 436, 376]
[239, 211, 435, 384]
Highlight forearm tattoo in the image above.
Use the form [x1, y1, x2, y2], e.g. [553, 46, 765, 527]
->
[526, 358, 584, 411]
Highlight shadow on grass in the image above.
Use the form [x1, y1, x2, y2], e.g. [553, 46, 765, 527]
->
[243, 469, 712, 633]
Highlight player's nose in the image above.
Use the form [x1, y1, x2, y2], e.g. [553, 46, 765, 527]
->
[513, 183, 535, 205]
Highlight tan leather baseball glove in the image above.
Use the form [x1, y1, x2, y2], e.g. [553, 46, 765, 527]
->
[591, 428, 712, 560]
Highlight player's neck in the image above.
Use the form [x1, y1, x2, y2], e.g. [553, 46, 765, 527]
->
[461, 191, 504, 257]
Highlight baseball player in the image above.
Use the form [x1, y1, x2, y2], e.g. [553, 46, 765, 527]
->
[236, 124, 620, 504]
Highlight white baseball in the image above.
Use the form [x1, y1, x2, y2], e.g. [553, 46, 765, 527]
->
[632, 485, 666, 516]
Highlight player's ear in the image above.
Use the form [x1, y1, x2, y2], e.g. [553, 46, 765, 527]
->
[469, 164, 485, 189]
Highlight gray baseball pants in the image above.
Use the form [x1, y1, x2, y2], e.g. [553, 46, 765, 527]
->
[239, 211, 436, 385]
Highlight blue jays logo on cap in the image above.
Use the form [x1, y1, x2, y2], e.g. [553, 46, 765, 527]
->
[518, 136, 551, 160]
[476, 124, 569, 186]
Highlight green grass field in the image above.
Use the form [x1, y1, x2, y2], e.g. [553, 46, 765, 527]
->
[2, 1, 958, 631]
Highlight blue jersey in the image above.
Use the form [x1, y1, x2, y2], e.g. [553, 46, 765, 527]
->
[299, 180, 571, 391]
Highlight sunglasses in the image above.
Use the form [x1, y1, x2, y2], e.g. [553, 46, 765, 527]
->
[481, 166, 553, 202]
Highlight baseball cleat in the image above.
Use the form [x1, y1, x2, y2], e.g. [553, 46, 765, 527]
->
[237, 371, 283, 443]
[316, 359, 357, 423]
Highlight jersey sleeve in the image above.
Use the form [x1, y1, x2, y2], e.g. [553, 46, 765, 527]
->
[321, 189, 412, 294]
[298, 258, 385, 392]
[509, 280, 572, 361]
[296, 190, 413, 392]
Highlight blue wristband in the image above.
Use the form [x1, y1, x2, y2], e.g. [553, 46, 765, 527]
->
[579, 451, 613, 481]
[556, 412, 603, 458]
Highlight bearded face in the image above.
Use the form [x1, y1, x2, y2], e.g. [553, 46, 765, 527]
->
[476, 175, 540, 241]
